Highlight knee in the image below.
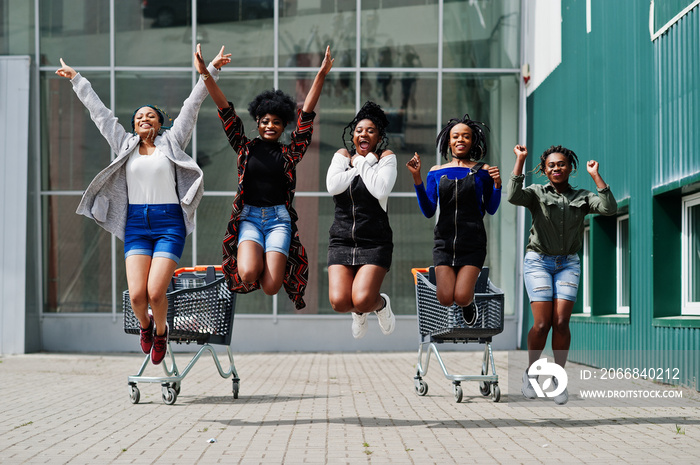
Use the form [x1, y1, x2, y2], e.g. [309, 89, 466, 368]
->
[531, 320, 551, 337]
[261, 280, 283, 296]
[552, 317, 571, 334]
[330, 295, 354, 313]
[352, 290, 377, 313]
[129, 289, 148, 309]
[436, 289, 454, 307]
[238, 265, 260, 284]
[453, 290, 474, 308]
[147, 288, 167, 307]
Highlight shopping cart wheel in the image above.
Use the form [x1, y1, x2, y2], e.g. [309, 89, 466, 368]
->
[232, 379, 240, 399]
[128, 384, 140, 404]
[492, 385, 501, 402]
[479, 381, 491, 396]
[415, 379, 429, 396]
[171, 382, 181, 395]
[162, 384, 178, 405]
[453, 383, 463, 403]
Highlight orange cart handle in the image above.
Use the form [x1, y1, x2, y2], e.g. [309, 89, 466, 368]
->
[173, 265, 222, 276]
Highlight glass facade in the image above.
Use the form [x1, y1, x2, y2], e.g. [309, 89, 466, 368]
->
[15, 0, 521, 316]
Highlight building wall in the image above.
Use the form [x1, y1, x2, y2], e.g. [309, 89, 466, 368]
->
[1, 0, 524, 353]
[526, 0, 700, 388]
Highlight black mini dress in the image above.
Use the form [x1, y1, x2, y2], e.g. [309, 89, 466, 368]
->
[433, 163, 487, 268]
[328, 176, 393, 270]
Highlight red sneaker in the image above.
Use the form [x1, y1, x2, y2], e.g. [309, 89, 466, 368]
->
[139, 315, 154, 354]
[151, 325, 169, 365]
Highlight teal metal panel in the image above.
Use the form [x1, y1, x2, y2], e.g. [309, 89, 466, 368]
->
[526, 0, 700, 389]
[654, 5, 700, 187]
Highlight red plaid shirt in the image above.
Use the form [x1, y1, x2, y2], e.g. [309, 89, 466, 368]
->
[219, 103, 314, 310]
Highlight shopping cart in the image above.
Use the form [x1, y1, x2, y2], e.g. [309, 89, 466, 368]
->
[123, 265, 239, 405]
[411, 266, 504, 402]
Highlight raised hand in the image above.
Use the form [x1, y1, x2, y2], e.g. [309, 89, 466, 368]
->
[55, 58, 76, 80]
[586, 160, 599, 177]
[212, 45, 232, 70]
[513, 144, 528, 159]
[319, 45, 334, 76]
[194, 43, 208, 75]
[407, 152, 423, 185]
[488, 165, 501, 189]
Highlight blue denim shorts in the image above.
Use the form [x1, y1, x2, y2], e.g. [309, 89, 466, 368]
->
[124, 204, 186, 263]
[523, 251, 580, 302]
[238, 204, 292, 256]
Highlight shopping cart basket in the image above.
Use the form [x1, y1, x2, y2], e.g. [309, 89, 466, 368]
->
[123, 265, 239, 405]
[411, 266, 504, 402]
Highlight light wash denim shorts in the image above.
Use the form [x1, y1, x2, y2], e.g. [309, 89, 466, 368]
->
[238, 204, 292, 256]
[124, 204, 186, 263]
[523, 251, 580, 302]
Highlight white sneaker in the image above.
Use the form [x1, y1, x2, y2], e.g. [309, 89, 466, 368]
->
[351, 312, 368, 339]
[552, 377, 569, 405]
[376, 293, 396, 335]
[521, 370, 538, 399]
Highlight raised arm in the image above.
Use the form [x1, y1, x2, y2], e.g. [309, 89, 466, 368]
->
[586, 160, 617, 215]
[56, 57, 131, 153]
[508, 144, 536, 207]
[195, 44, 231, 109]
[302, 46, 334, 114]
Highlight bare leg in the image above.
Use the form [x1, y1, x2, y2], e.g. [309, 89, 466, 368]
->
[551, 298, 575, 367]
[453, 265, 481, 307]
[260, 251, 288, 295]
[434, 265, 456, 306]
[125, 255, 152, 329]
[237, 240, 264, 284]
[351, 265, 388, 313]
[328, 265, 356, 313]
[527, 300, 554, 367]
[147, 257, 179, 336]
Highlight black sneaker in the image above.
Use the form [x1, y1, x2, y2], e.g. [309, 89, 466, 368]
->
[139, 315, 154, 355]
[462, 301, 478, 326]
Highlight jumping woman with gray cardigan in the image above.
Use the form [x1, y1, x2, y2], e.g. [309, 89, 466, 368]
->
[56, 48, 227, 363]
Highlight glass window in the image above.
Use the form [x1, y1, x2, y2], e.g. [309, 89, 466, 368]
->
[280, 0, 356, 69]
[195, 0, 274, 68]
[1, 0, 35, 55]
[41, 71, 113, 191]
[361, 1, 439, 69]
[43, 195, 113, 313]
[617, 214, 630, 314]
[116, 0, 191, 67]
[682, 192, 700, 315]
[40, 0, 110, 67]
[443, 0, 520, 69]
[583, 225, 591, 313]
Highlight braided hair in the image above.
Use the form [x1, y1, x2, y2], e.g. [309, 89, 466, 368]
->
[536, 145, 578, 175]
[247, 89, 297, 126]
[341, 101, 390, 154]
[436, 114, 489, 161]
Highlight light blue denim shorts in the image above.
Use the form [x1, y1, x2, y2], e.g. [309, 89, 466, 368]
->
[238, 204, 292, 256]
[523, 251, 580, 302]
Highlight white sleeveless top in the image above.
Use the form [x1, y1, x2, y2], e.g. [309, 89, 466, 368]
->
[125, 146, 179, 204]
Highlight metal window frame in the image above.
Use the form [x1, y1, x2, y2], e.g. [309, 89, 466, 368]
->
[616, 214, 630, 314]
[682, 192, 700, 315]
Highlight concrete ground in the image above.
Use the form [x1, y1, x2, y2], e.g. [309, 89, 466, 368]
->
[1, 350, 699, 464]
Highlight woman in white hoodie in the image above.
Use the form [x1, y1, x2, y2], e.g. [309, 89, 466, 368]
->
[326, 101, 397, 339]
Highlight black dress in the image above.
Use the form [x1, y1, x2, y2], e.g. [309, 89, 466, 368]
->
[433, 163, 487, 268]
[328, 176, 393, 270]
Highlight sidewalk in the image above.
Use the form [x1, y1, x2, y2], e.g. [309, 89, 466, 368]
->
[1, 350, 698, 464]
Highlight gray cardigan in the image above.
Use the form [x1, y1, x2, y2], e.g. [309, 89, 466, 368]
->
[74, 64, 218, 241]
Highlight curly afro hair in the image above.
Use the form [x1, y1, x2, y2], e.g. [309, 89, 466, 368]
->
[247, 89, 297, 126]
[436, 114, 489, 161]
[535, 145, 579, 175]
[341, 101, 390, 154]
